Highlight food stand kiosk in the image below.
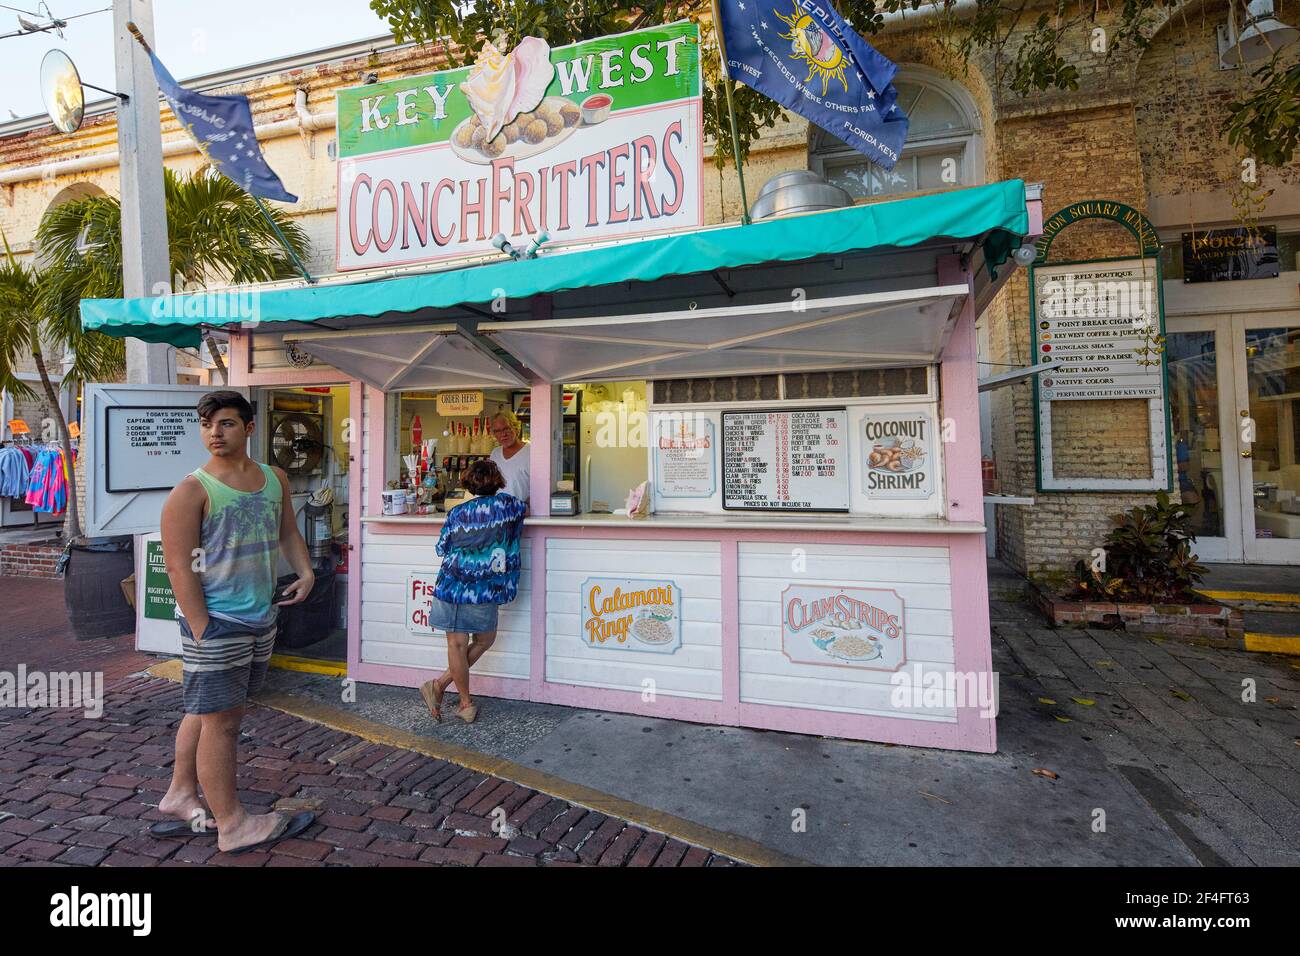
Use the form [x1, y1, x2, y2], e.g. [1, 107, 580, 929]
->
[83, 177, 1038, 753]
[79, 23, 1040, 752]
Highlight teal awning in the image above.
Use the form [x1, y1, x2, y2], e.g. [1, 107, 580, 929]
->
[81, 179, 1028, 348]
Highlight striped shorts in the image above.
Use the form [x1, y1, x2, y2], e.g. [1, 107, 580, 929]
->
[178, 615, 276, 715]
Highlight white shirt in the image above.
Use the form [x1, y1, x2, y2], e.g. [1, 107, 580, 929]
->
[489, 443, 530, 503]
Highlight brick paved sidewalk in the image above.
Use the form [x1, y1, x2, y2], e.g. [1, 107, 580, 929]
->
[991, 600, 1300, 867]
[0, 675, 738, 867]
[0, 578, 737, 867]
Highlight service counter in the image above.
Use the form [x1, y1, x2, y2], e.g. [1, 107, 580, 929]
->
[353, 502, 994, 752]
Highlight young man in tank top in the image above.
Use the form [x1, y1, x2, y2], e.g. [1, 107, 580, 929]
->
[156, 391, 317, 855]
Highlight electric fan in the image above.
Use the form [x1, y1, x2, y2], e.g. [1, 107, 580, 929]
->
[270, 412, 325, 476]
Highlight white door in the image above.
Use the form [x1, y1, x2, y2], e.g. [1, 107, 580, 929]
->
[1166, 318, 1238, 561]
[1235, 314, 1300, 564]
[1167, 314, 1300, 564]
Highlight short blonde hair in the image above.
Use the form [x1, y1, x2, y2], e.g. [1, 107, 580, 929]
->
[492, 409, 522, 439]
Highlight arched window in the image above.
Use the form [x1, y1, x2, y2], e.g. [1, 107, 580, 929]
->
[808, 66, 983, 199]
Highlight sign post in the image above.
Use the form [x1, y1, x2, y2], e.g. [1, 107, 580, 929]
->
[113, 0, 175, 384]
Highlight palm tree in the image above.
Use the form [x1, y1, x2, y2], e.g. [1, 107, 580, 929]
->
[38, 167, 310, 383]
[0, 167, 310, 541]
[0, 235, 97, 541]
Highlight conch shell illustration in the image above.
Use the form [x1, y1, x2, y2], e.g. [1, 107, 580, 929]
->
[459, 37, 555, 142]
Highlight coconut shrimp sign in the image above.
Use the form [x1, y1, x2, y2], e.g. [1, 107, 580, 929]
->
[335, 22, 703, 271]
[781, 584, 906, 671]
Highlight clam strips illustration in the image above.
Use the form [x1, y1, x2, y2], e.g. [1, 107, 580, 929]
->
[809, 627, 883, 662]
[808, 610, 883, 661]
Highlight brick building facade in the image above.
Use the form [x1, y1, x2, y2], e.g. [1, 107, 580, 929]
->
[1, 1, 1296, 570]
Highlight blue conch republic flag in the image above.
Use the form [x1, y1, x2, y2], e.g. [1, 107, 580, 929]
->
[717, 0, 909, 169]
[147, 51, 298, 203]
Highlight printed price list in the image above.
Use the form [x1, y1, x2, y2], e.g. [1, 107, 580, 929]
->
[722, 408, 847, 511]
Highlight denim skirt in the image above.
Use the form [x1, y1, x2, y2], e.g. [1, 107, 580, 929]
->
[426, 597, 499, 634]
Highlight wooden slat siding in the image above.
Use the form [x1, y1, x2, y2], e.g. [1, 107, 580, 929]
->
[544, 538, 723, 701]
[359, 529, 532, 680]
[736, 542, 957, 719]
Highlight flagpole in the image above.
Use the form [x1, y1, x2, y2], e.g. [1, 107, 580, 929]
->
[253, 194, 316, 285]
[126, 20, 315, 285]
[709, 0, 752, 225]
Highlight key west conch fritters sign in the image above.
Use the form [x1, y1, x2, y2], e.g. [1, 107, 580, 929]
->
[335, 22, 703, 271]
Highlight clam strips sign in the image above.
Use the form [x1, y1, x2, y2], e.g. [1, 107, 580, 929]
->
[335, 22, 703, 271]
[781, 584, 906, 671]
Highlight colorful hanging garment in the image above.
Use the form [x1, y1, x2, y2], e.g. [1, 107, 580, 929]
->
[0, 446, 31, 498]
[24, 448, 69, 513]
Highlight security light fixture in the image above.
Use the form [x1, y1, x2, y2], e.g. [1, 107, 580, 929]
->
[1219, 0, 1299, 67]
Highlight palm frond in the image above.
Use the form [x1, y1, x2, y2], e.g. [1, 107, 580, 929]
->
[31, 167, 310, 385]
[0, 243, 42, 400]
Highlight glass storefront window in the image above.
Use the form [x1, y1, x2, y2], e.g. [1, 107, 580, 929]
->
[1166, 331, 1225, 537]
[1245, 327, 1300, 540]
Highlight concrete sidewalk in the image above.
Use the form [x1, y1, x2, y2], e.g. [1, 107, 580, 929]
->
[2, 573, 1297, 866]
[254, 593, 1300, 866]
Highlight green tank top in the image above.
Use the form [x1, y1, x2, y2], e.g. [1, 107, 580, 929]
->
[188, 462, 283, 630]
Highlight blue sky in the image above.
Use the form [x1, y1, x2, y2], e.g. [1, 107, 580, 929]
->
[2, 0, 393, 120]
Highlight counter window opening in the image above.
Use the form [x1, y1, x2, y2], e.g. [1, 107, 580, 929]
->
[808, 67, 984, 200]
[384, 388, 528, 514]
[569, 368, 942, 519]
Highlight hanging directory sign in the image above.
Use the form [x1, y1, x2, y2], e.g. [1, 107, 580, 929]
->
[1031, 254, 1170, 492]
[1034, 260, 1164, 402]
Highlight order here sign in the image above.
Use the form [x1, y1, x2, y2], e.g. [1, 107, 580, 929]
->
[334, 22, 703, 272]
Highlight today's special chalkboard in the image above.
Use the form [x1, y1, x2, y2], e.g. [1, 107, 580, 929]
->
[721, 407, 848, 512]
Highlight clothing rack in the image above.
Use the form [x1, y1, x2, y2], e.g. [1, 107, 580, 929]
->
[0, 439, 74, 526]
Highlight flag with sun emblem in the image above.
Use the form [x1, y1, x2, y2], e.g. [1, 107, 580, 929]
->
[147, 51, 298, 203]
[717, 0, 909, 169]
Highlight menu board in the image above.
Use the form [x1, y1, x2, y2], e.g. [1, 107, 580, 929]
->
[722, 408, 848, 511]
[653, 415, 716, 499]
[105, 406, 208, 493]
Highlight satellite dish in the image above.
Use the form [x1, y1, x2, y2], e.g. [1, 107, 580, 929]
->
[40, 49, 84, 133]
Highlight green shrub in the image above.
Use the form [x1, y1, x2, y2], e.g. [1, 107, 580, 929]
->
[1067, 492, 1207, 603]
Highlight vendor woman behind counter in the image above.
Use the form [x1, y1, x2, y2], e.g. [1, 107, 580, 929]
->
[487, 410, 529, 505]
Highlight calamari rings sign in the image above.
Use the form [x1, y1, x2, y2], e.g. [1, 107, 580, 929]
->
[781, 583, 906, 671]
[335, 22, 703, 272]
[581, 577, 682, 653]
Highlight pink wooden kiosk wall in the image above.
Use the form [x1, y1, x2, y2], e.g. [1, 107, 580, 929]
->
[229, 256, 997, 754]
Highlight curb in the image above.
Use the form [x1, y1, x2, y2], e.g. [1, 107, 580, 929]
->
[145, 659, 812, 868]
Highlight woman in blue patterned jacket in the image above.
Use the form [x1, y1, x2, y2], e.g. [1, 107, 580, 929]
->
[420, 458, 526, 723]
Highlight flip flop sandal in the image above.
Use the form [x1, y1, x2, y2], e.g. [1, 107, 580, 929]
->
[148, 819, 218, 839]
[225, 810, 316, 856]
[419, 679, 442, 722]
